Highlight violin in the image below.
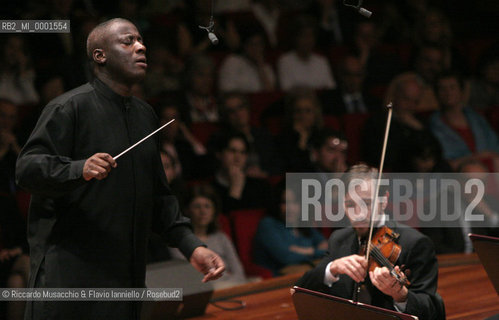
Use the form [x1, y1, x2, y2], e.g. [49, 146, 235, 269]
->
[363, 226, 411, 287]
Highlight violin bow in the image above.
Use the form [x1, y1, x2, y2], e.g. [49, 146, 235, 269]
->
[365, 102, 393, 264]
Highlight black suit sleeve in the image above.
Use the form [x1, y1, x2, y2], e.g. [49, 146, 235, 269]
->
[402, 235, 440, 320]
[152, 138, 204, 260]
[295, 255, 332, 292]
[295, 230, 356, 299]
[16, 103, 86, 198]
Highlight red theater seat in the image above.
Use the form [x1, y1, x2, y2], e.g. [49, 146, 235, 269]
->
[341, 113, 371, 164]
[248, 91, 284, 127]
[229, 209, 273, 279]
[190, 122, 220, 146]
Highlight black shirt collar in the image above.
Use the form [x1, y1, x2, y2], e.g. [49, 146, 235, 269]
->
[92, 77, 132, 105]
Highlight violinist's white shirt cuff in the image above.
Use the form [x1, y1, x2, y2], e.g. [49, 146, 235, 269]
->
[324, 261, 340, 287]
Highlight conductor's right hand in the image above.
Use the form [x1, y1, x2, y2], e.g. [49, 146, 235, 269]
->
[83, 153, 117, 181]
[330, 254, 368, 283]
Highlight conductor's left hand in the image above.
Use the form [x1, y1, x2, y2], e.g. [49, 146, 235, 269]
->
[190, 247, 225, 283]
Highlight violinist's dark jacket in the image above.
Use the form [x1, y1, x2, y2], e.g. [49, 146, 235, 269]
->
[296, 220, 443, 320]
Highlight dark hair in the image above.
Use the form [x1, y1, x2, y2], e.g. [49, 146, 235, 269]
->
[183, 54, 215, 89]
[284, 87, 323, 128]
[270, 180, 312, 237]
[291, 15, 317, 37]
[214, 131, 250, 153]
[0, 98, 16, 107]
[184, 184, 222, 234]
[219, 92, 250, 124]
[435, 70, 465, 91]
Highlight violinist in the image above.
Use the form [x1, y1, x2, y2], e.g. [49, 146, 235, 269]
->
[295, 164, 443, 320]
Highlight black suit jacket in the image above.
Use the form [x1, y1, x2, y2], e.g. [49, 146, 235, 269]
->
[295, 221, 441, 320]
[319, 89, 380, 116]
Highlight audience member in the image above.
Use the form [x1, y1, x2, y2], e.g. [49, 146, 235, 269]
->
[406, 134, 467, 255]
[0, 35, 39, 105]
[413, 8, 469, 75]
[468, 54, 499, 110]
[0, 196, 29, 320]
[0, 99, 21, 176]
[214, 92, 279, 177]
[143, 36, 185, 97]
[218, 27, 276, 93]
[0, 100, 28, 319]
[364, 73, 440, 171]
[308, 128, 348, 173]
[170, 184, 247, 287]
[277, 88, 324, 171]
[401, 131, 451, 173]
[349, 21, 403, 90]
[211, 131, 271, 213]
[306, 0, 355, 47]
[250, 0, 281, 48]
[253, 183, 327, 275]
[383, 72, 438, 113]
[157, 100, 212, 179]
[412, 44, 446, 86]
[277, 15, 336, 91]
[160, 149, 188, 202]
[429, 71, 499, 170]
[325, 55, 379, 115]
[180, 55, 219, 124]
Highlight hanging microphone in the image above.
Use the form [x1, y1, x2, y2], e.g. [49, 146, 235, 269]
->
[198, 0, 219, 45]
[343, 0, 372, 18]
[199, 20, 219, 45]
[358, 6, 372, 18]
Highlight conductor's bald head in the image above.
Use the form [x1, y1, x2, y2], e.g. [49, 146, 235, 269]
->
[86, 18, 129, 60]
[86, 18, 147, 85]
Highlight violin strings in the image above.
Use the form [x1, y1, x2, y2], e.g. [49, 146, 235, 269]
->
[369, 245, 394, 271]
[369, 245, 408, 284]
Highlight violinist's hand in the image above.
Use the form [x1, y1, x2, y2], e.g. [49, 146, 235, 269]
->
[330, 254, 367, 283]
[370, 266, 408, 302]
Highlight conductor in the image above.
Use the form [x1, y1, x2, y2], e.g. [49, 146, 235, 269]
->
[16, 18, 224, 320]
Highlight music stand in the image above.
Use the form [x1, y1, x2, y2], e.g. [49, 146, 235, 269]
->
[292, 286, 418, 320]
[469, 233, 499, 295]
[141, 260, 214, 319]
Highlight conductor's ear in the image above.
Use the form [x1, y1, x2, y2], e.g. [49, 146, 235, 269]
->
[93, 49, 106, 65]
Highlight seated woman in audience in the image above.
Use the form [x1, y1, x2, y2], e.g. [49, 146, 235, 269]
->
[211, 131, 272, 213]
[169, 185, 246, 287]
[430, 71, 499, 170]
[218, 27, 276, 93]
[277, 88, 324, 172]
[253, 183, 327, 276]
